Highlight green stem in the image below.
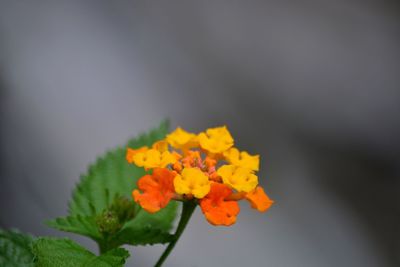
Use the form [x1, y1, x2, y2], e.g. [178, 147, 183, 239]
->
[98, 239, 110, 255]
[154, 201, 197, 267]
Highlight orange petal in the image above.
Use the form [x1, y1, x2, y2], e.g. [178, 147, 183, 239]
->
[200, 183, 240, 226]
[245, 186, 274, 212]
[132, 189, 160, 213]
[132, 168, 176, 213]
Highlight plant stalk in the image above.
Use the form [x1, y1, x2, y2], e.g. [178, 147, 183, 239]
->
[154, 201, 197, 267]
[98, 239, 110, 255]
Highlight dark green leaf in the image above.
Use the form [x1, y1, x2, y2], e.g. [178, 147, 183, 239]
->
[33, 237, 129, 267]
[112, 224, 175, 246]
[108, 201, 179, 247]
[46, 216, 101, 241]
[48, 120, 178, 248]
[68, 120, 172, 217]
[0, 229, 35, 267]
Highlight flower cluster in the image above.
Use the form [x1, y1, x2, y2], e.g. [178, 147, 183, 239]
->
[126, 126, 273, 226]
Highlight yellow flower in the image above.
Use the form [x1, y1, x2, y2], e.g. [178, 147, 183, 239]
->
[217, 165, 258, 192]
[223, 148, 259, 171]
[166, 127, 198, 151]
[130, 148, 176, 169]
[198, 126, 234, 154]
[174, 167, 211, 198]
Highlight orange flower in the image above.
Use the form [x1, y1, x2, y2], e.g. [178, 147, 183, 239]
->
[132, 168, 176, 213]
[200, 183, 240, 226]
[245, 186, 274, 212]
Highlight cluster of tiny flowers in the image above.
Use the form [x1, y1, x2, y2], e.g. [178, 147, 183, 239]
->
[126, 126, 273, 226]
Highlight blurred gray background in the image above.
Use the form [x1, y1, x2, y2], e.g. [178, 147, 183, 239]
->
[1, 1, 400, 266]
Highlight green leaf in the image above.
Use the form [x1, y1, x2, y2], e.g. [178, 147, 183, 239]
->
[48, 120, 178, 248]
[113, 224, 175, 246]
[0, 229, 35, 267]
[107, 201, 178, 247]
[46, 216, 101, 241]
[69, 120, 170, 216]
[32, 237, 129, 267]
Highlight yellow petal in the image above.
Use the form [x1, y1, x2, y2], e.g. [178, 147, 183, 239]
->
[126, 147, 148, 164]
[223, 148, 260, 171]
[166, 127, 198, 150]
[198, 126, 234, 154]
[217, 165, 258, 193]
[173, 167, 210, 198]
[152, 140, 169, 152]
[131, 149, 176, 169]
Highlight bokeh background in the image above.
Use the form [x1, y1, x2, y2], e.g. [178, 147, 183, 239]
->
[1, 1, 400, 266]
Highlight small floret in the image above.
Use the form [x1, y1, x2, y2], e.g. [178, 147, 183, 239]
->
[128, 148, 176, 169]
[126, 147, 148, 164]
[245, 186, 274, 212]
[217, 165, 258, 192]
[166, 127, 198, 151]
[152, 140, 169, 152]
[132, 168, 176, 213]
[223, 148, 260, 171]
[200, 183, 240, 226]
[198, 126, 234, 154]
[174, 167, 210, 198]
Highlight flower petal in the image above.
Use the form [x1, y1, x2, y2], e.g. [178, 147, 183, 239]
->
[129, 148, 176, 169]
[126, 147, 148, 164]
[173, 167, 210, 198]
[223, 148, 260, 171]
[152, 140, 169, 152]
[166, 127, 198, 150]
[200, 183, 240, 226]
[198, 126, 234, 154]
[132, 168, 176, 213]
[217, 165, 258, 192]
[245, 186, 274, 212]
